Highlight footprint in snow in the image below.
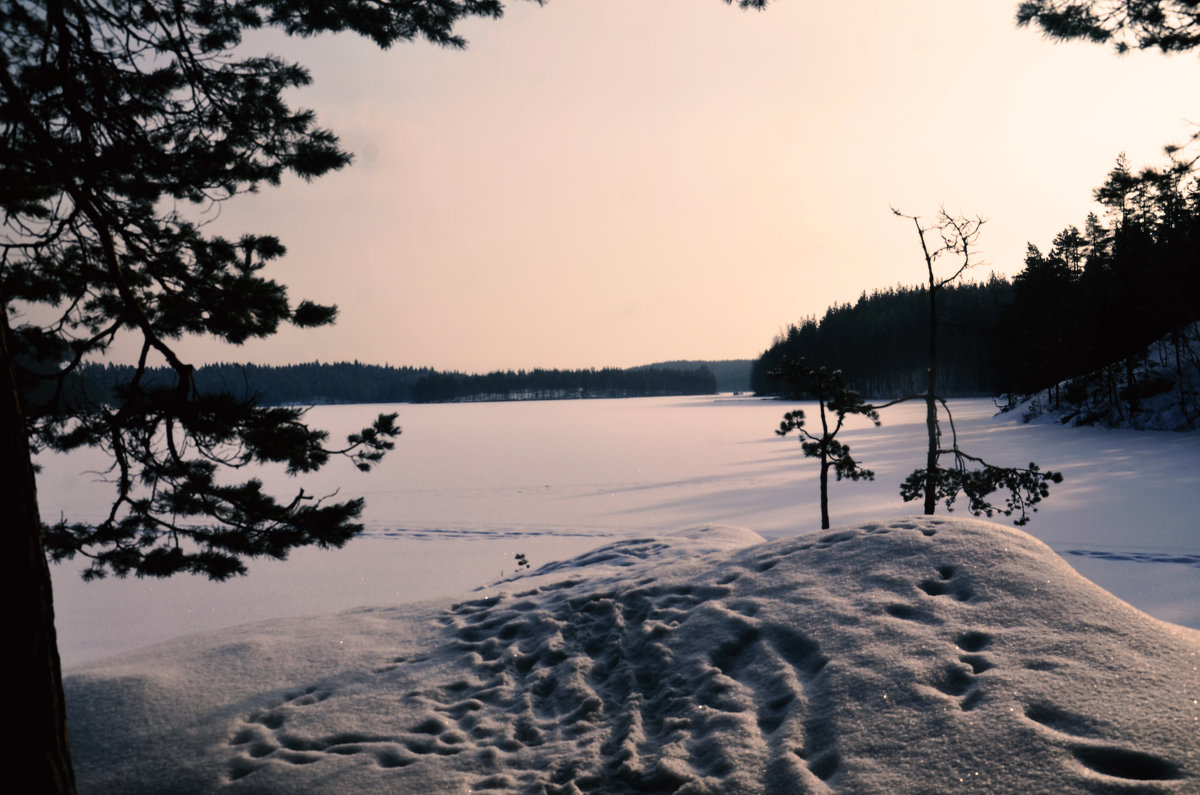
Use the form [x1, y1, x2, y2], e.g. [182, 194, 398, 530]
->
[1023, 702, 1182, 782]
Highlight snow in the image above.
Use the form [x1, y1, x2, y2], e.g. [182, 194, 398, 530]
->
[65, 519, 1199, 793]
[46, 396, 1200, 791]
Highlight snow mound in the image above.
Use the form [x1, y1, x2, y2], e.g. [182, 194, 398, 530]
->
[66, 518, 1200, 793]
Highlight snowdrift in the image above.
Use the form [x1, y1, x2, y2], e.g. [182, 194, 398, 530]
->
[66, 518, 1200, 793]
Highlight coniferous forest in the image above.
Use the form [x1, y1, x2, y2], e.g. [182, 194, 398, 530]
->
[55, 361, 719, 406]
[409, 366, 717, 403]
[754, 149, 1200, 426]
[751, 277, 1014, 398]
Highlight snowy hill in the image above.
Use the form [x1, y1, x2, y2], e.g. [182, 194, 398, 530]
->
[66, 518, 1200, 793]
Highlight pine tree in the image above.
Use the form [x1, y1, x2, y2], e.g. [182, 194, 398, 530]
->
[1, 2, 776, 789]
[1016, 1, 1200, 54]
[772, 358, 880, 530]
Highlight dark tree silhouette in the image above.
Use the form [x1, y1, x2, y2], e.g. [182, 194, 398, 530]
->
[892, 208, 1063, 525]
[892, 209, 984, 516]
[1000, 148, 1200, 426]
[2, 2, 777, 789]
[999, 243, 1080, 403]
[410, 365, 716, 402]
[751, 278, 1014, 400]
[1016, 1, 1200, 54]
[1015, 0, 1200, 427]
[772, 358, 880, 530]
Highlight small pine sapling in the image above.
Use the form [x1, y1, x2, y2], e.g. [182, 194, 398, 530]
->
[772, 358, 881, 529]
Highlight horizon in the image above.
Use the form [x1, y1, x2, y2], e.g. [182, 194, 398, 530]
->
[83, 355, 756, 376]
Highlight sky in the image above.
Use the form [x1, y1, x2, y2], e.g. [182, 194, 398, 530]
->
[175, 0, 1200, 373]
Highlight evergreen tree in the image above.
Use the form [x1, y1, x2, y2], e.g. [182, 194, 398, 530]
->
[1016, 1, 1200, 55]
[1083, 211, 1111, 264]
[772, 358, 880, 530]
[1, 2, 774, 788]
[1052, 225, 1087, 272]
[1001, 243, 1081, 399]
[1003, 148, 1200, 425]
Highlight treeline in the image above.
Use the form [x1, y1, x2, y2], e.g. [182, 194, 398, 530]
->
[62, 361, 716, 406]
[752, 277, 1014, 398]
[64, 361, 435, 405]
[754, 150, 1200, 419]
[1000, 152, 1200, 422]
[635, 359, 753, 393]
[410, 366, 717, 403]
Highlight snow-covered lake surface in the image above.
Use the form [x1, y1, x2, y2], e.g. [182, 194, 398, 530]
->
[54, 396, 1200, 793]
[46, 395, 1199, 665]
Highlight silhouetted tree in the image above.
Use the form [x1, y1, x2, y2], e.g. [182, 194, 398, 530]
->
[1000, 243, 1081, 400]
[1016, 1, 1200, 55]
[1003, 147, 1200, 425]
[751, 279, 1012, 399]
[772, 358, 880, 529]
[892, 208, 982, 515]
[893, 208, 1062, 525]
[411, 365, 716, 402]
[2, 2, 777, 789]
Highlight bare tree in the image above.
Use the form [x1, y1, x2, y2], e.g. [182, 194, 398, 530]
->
[892, 208, 984, 514]
[891, 208, 1063, 525]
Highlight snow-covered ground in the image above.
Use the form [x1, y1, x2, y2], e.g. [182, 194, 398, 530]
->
[46, 396, 1200, 791]
[47, 396, 1200, 663]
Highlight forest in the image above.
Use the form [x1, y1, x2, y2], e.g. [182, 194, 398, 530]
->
[409, 365, 717, 403]
[57, 361, 718, 406]
[754, 149, 1200, 426]
[751, 277, 1014, 398]
[53, 361, 435, 406]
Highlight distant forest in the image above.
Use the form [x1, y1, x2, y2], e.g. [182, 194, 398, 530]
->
[63, 361, 721, 406]
[62, 361, 434, 406]
[636, 360, 752, 393]
[410, 366, 716, 403]
[755, 150, 1200, 414]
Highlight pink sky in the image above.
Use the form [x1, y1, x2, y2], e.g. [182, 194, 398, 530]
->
[170, 0, 1199, 373]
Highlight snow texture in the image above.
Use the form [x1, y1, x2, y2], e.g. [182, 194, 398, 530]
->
[67, 517, 1200, 794]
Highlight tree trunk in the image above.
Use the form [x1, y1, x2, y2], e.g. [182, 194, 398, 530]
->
[1125, 355, 1138, 417]
[1174, 330, 1191, 425]
[923, 282, 939, 516]
[819, 458, 830, 530]
[1, 301, 77, 792]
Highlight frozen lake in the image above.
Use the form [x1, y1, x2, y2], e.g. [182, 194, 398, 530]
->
[44, 395, 1200, 664]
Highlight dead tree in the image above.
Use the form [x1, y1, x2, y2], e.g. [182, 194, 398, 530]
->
[891, 208, 1062, 525]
